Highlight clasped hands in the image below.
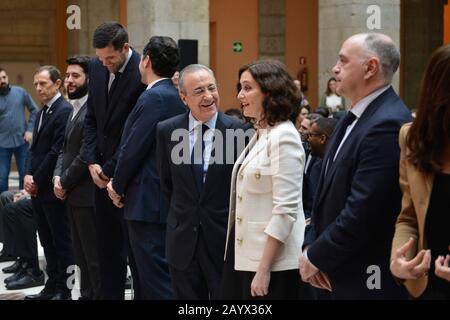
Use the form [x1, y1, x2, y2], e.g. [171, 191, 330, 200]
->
[299, 249, 332, 291]
[24, 175, 38, 197]
[106, 180, 124, 208]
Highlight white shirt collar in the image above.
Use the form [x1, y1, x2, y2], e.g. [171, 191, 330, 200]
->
[69, 94, 88, 111]
[189, 112, 218, 132]
[350, 85, 390, 119]
[146, 78, 169, 90]
[45, 92, 62, 109]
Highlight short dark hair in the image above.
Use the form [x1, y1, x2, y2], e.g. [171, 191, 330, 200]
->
[224, 108, 244, 120]
[238, 60, 300, 127]
[315, 106, 330, 118]
[312, 117, 338, 138]
[66, 55, 91, 76]
[34, 65, 61, 84]
[143, 36, 180, 78]
[93, 22, 128, 50]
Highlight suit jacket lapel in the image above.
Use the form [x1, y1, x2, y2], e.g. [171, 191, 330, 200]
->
[175, 113, 200, 197]
[238, 128, 268, 175]
[66, 103, 87, 141]
[104, 49, 139, 128]
[34, 96, 63, 143]
[315, 87, 395, 209]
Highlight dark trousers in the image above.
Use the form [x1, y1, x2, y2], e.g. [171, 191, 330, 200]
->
[127, 220, 173, 300]
[169, 230, 223, 300]
[0, 191, 14, 244]
[94, 189, 140, 300]
[32, 197, 74, 294]
[3, 198, 37, 263]
[67, 204, 101, 300]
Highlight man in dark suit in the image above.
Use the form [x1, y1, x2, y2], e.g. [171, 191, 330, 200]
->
[82, 22, 146, 299]
[106, 36, 186, 299]
[300, 33, 412, 299]
[24, 66, 74, 300]
[156, 64, 251, 299]
[53, 56, 101, 300]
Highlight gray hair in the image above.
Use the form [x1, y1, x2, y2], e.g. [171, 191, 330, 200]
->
[361, 33, 400, 82]
[178, 64, 216, 93]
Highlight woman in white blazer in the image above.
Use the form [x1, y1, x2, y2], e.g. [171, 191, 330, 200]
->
[220, 60, 306, 299]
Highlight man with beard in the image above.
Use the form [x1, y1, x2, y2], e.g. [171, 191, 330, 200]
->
[83, 22, 146, 299]
[53, 56, 101, 300]
[0, 68, 38, 194]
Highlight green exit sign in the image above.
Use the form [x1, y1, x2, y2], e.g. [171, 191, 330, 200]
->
[233, 42, 243, 53]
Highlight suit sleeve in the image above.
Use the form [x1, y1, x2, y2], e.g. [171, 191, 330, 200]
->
[33, 108, 71, 187]
[390, 124, 419, 262]
[82, 83, 98, 165]
[112, 93, 164, 196]
[156, 122, 173, 203]
[54, 149, 63, 177]
[60, 140, 90, 191]
[307, 120, 403, 275]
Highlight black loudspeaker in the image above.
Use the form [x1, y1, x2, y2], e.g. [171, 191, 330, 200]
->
[178, 39, 198, 70]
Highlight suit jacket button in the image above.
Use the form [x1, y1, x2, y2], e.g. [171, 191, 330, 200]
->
[237, 238, 243, 245]
[255, 172, 261, 179]
[236, 216, 242, 223]
[193, 227, 198, 232]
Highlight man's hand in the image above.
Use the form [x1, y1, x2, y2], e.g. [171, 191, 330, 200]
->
[390, 237, 431, 280]
[24, 132, 33, 144]
[299, 249, 319, 282]
[13, 190, 29, 202]
[53, 176, 66, 200]
[88, 164, 109, 189]
[107, 180, 123, 208]
[308, 271, 332, 291]
[24, 175, 37, 196]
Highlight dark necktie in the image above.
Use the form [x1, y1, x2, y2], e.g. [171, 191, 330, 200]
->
[191, 124, 209, 191]
[108, 72, 121, 100]
[39, 105, 49, 131]
[325, 111, 356, 175]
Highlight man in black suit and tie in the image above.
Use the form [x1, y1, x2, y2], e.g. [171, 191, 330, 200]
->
[106, 36, 186, 299]
[300, 33, 412, 299]
[53, 55, 101, 300]
[24, 66, 74, 300]
[156, 64, 251, 299]
[82, 22, 146, 299]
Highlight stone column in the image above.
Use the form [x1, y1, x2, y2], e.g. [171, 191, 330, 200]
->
[67, 0, 120, 56]
[127, 0, 209, 65]
[318, 0, 401, 101]
[259, 0, 285, 61]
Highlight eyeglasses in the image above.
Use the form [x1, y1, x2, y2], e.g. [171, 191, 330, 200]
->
[191, 84, 218, 97]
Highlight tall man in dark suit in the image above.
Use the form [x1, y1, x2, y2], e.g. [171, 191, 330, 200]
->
[299, 33, 412, 299]
[106, 36, 186, 299]
[53, 56, 101, 300]
[24, 66, 74, 300]
[82, 22, 146, 300]
[156, 64, 251, 299]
